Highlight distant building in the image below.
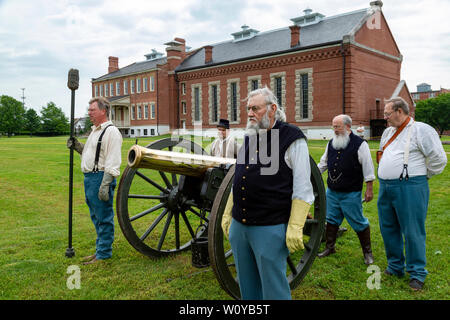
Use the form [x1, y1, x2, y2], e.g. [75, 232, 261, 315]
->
[411, 83, 449, 102]
[92, 1, 414, 139]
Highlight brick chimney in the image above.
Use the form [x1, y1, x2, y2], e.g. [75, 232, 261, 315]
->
[204, 45, 213, 63]
[289, 25, 300, 47]
[108, 56, 119, 73]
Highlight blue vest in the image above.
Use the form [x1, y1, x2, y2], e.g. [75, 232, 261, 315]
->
[232, 121, 306, 225]
[327, 132, 364, 192]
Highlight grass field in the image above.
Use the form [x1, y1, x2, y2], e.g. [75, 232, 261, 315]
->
[0, 135, 448, 300]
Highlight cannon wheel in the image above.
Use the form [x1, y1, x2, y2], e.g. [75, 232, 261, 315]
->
[116, 138, 208, 258]
[208, 157, 326, 299]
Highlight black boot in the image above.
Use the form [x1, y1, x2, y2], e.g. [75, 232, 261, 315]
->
[318, 223, 339, 258]
[357, 226, 374, 265]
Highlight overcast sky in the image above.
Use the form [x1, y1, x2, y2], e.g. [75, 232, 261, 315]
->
[0, 0, 449, 118]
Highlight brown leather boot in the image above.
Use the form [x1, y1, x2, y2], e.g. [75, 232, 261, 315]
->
[357, 226, 374, 265]
[318, 223, 339, 258]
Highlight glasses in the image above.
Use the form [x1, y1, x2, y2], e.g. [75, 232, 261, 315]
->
[247, 105, 264, 113]
[331, 125, 344, 129]
[384, 110, 395, 117]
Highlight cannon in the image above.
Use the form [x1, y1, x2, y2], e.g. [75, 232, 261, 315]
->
[116, 137, 326, 299]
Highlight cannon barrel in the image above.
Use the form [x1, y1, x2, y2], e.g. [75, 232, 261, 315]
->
[127, 144, 236, 177]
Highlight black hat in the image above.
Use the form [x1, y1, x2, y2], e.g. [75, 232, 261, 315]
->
[217, 118, 230, 129]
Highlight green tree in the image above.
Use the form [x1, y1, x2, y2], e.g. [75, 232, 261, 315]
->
[415, 93, 450, 136]
[24, 108, 42, 136]
[0, 95, 26, 137]
[40, 102, 69, 135]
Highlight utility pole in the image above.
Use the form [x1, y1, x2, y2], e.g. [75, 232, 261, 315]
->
[21, 88, 26, 108]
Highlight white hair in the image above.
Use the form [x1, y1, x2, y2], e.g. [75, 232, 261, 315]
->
[247, 86, 286, 122]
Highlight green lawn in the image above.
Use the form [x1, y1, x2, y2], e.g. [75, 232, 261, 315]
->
[0, 135, 448, 300]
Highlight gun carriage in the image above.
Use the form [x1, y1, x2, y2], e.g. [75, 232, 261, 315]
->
[116, 138, 326, 299]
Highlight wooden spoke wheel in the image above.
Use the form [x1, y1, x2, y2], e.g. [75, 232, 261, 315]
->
[208, 157, 326, 299]
[116, 138, 208, 258]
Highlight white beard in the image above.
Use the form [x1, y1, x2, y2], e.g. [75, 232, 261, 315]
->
[246, 111, 270, 135]
[331, 132, 350, 150]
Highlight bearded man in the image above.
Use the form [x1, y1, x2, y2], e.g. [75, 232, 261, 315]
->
[317, 114, 375, 265]
[221, 87, 314, 300]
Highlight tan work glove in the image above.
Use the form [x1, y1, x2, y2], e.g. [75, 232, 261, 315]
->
[66, 137, 84, 155]
[98, 172, 115, 202]
[286, 199, 311, 253]
[221, 193, 233, 239]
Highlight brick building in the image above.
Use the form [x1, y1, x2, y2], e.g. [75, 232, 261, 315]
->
[411, 83, 449, 103]
[91, 1, 413, 139]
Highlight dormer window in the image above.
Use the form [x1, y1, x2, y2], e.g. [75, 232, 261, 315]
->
[291, 8, 325, 27]
[231, 25, 259, 42]
[145, 49, 164, 61]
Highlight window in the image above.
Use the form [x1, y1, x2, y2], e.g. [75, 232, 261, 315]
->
[194, 87, 200, 121]
[301, 74, 308, 118]
[131, 105, 135, 120]
[191, 84, 202, 124]
[182, 101, 187, 114]
[131, 129, 134, 135]
[151, 103, 156, 119]
[144, 78, 148, 92]
[212, 85, 218, 123]
[251, 79, 259, 91]
[150, 76, 155, 91]
[295, 68, 313, 121]
[124, 80, 128, 95]
[100, 84, 104, 96]
[181, 83, 186, 95]
[110, 83, 114, 96]
[275, 77, 282, 108]
[144, 129, 148, 136]
[227, 79, 240, 123]
[116, 81, 120, 96]
[144, 104, 149, 119]
[95, 85, 98, 97]
[137, 78, 141, 93]
[131, 79, 135, 94]
[231, 82, 238, 122]
[104, 84, 108, 97]
[151, 129, 155, 135]
[137, 105, 142, 120]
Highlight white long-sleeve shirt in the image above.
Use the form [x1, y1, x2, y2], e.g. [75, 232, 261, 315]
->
[285, 138, 315, 205]
[81, 121, 123, 177]
[378, 119, 447, 180]
[318, 140, 376, 182]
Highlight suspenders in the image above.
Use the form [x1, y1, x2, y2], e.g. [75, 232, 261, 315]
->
[93, 124, 112, 173]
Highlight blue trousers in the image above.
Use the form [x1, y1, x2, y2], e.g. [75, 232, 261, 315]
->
[229, 219, 291, 300]
[84, 172, 116, 260]
[377, 176, 429, 282]
[326, 189, 369, 232]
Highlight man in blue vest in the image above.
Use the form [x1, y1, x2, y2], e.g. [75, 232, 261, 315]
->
[221, 87, 314, 300]
[317, 114, 375, 265]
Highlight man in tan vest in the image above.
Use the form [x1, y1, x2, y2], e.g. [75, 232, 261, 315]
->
[210, 119, 239, 158]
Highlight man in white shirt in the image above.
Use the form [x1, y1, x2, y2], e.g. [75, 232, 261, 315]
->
[317, 115, 375, 265]
[377, 97, 447, 291]
[67, 96, 123, 264]
[210, 119, 240, 159]
[221, 87, 314, 299]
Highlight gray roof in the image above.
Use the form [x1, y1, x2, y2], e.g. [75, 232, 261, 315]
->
[93, 57, 167, 82]
[176, 9, 368, 72]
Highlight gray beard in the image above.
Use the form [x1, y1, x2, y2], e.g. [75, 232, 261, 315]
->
[332, 132, 350, 150]
[246, 111, 270, 135]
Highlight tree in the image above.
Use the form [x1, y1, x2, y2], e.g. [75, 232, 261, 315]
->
[24, 108, 42, 137]
[0, 95, 25, 137]
[415, 93, 450, 136]
[40, 102, 70, 135]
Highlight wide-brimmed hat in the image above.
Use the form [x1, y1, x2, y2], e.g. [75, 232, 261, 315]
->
[217, 118, 230, 129]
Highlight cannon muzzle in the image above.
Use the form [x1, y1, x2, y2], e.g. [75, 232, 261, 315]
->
[127, 144, 236, 177]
